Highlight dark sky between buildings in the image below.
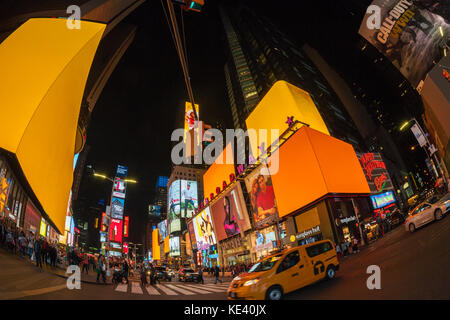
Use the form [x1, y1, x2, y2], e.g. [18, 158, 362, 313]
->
[77, 0, 418, 244]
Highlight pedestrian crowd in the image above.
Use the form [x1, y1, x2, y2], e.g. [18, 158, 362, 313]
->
[0, 216, 60, 271]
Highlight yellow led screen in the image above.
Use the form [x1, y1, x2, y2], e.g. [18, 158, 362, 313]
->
[0, 18, 106, 233]
[245, 80, 330, 158]
[152, 228, 160, 260]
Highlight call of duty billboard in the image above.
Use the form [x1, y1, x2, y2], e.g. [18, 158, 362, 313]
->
[359, 0, 450, 88]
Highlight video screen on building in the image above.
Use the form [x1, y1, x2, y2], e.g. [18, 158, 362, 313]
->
[188, 221, 197, 251]
[210, 183, 251, 241]
[158, 220, 168, 239]
[111, 197, 125, 220]
[149, 204, 161, 216]
[244, 164, 279, 229]
[193, 207, 217, 250]
[180, 180, 198, 219]
[170, 218, 181, 233]
[169, 236, 181, 257]
[168, 180, 181, 232]
[109, 218, 123, 243]
[371, 191, 396, 209]
[113, 177, 126, 198]
[358, 0, 450, 88]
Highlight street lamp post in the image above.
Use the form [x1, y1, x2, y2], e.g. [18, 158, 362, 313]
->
[400, 118, 447, 191]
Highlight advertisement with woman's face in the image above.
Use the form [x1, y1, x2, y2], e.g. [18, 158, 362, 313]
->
[210, 183, 251, 241]
[244, 164, 279, 228]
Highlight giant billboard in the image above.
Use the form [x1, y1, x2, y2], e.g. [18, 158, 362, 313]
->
[180, 180, 198, 219]
[244, 164, 279, 229]
[359, 0, 450, 87]
[109, 218, 123, 243]
[210, 183, 252, 241]
[110, 197, 125, 220]
[168, 180, 181, 233]
[192, 207, 217, 251]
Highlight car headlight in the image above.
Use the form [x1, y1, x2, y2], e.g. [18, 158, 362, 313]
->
[233, 276, 241, 281]
[243, 278, 260, 286]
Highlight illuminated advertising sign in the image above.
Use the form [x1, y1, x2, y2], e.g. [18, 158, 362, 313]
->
[152, 228, 160, 260]
[40, 219, 47, 237]
[358, 0, 450, 88]
[251, 225, 277, 253]
[202, 144, 235, 205]
[101, 212, 110, 232]
[124, 216, 129, 238]
[188, 221, 197, 251]
[244, 164, 279, 229]
[123, 242, 129, 254]
[168, 180, 181, 234]
[371, 191, 396, 209]
[245, 81, 330, 159]
[180, 180, 198, 219]
[100, 232, 107, 243]
[149, 204, 161, 216]
[185, 102, 199, 132]
[158, 220, 168, 240]
[113, 177, 126, 198]
[358, 152, 394, 193]
[268, 127, 370, 219]
[109, 218, 123, 243]
[116, 165, 128, 177]
[211, 183, 251, 241]
[0, 168, 10, 214]
[169, 236, 181, 257]
[192, 207, 217, 250]
[65, 216, 72, 232]
[111, 197, 124, 220]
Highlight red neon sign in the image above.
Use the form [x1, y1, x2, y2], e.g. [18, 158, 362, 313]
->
[124, 216, 129, 238]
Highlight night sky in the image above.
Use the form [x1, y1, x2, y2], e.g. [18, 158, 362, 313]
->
[77, 0, 425, 245]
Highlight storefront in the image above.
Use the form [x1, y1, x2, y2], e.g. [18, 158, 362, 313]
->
[219, 234, 251, 267]
[249, 225, 279, 262]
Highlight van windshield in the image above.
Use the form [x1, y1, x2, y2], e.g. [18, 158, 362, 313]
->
[248, 254, 282, 273]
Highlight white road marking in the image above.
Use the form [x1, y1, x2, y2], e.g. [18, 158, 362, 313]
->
[115, 283, 128, 292]
[131, 282, 143, 294]
[166, 284, 196, 295]
[156, 284, 178, 295]
[182, 284, 220, 294]
[191, 284, 228, 292]
[145, 285, 161, 295]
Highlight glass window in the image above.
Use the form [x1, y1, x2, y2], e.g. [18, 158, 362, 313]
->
[249, 254, 283, 273]
[277, 250, 300, 273]
[306, 242, 332, 258]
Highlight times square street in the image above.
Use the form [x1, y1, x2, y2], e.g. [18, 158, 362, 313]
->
[2, 193, 449, 300]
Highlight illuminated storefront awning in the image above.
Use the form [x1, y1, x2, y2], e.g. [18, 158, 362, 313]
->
[0, 18, 106, 233]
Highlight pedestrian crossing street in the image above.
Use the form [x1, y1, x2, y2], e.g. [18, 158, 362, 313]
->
[113, 281, 231, 296]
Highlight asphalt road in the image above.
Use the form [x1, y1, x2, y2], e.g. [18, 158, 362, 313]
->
[2, 204, 450, 300]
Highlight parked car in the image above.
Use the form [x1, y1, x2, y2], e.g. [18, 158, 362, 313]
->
[178, 268, 201, 282]
[386, 209, 405, 229]
[405, 196, 450, 232]
[155, 266, 171, 281]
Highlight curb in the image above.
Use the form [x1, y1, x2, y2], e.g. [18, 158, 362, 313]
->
[50, 272, 113, 285]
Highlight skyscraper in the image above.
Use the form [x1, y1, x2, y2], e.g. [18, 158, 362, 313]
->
[219, 4, 365, 153]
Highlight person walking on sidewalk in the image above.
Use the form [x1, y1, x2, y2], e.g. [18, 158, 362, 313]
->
[96, 255, 106, 284]
[82, 254, 89, 275]
[198, 266, 204, 284]
[214, 266, 222, 284]
[34, 236, 42, 271]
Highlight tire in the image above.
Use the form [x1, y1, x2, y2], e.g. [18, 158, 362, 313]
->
[435, 209, 443, 221]
[409, 223, 416, 233]
[266, 286, 283, 300]
[326, 265, 336, 280]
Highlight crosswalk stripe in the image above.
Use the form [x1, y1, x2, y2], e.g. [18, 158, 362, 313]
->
[131, 282, 143, 294]
[187, 284, 227, 292]
[115, 283, 128, 292]
[156, 284, 178, 295]
[144, 285, 161, 295]
[204, 283, 230, 289]
[182, 284, 220, 294]
[166, 284, 196, 295]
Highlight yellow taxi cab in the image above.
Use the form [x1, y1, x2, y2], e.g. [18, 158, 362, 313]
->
[227, 239, 339, 300]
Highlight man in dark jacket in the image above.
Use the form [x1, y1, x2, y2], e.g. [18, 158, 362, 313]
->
[214, 266, 222, 284]
[34, 237, 42, 270]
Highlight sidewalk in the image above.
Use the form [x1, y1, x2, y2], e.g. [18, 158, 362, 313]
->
[0, 248, 109, 285]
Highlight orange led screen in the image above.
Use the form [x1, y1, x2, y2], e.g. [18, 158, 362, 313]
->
[203, 143, 235, 201]
[268, 127, 370, 218]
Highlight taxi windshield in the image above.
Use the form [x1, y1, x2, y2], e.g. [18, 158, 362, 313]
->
[248, 254, 283, 273]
